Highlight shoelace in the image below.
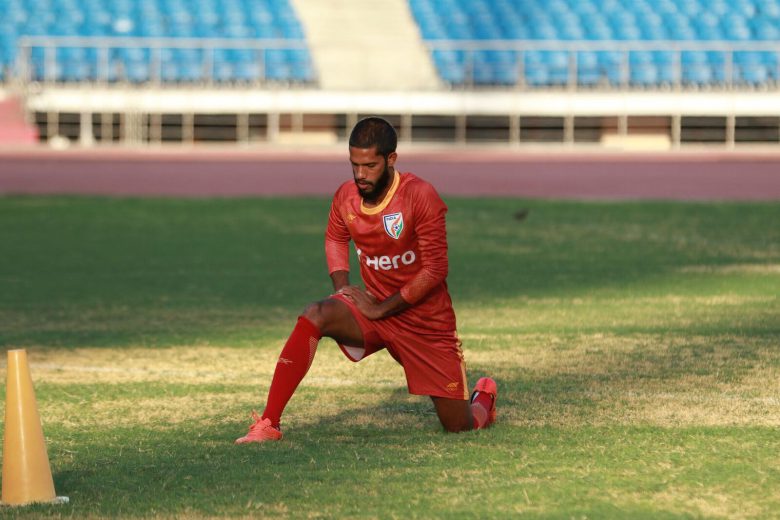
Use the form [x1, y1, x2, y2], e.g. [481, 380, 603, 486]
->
[247, 411, 264, 432]
[247, 411, 280, 433]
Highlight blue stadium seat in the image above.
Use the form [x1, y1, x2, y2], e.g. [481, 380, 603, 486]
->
[598, 51, 626, 86]
[409, 0, 779, 88]
[576, 51, 601, 86]
[0, 0, 316, 84]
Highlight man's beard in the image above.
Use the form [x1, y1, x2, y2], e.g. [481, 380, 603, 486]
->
[356, 163, 392, 202]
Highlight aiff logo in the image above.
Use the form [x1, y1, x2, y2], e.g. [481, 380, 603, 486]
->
[383, 212, 404, 240]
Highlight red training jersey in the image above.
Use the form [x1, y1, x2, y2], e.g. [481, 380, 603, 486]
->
[325, 171, 457, 333]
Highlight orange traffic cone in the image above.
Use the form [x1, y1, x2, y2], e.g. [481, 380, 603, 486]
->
[2, 349, 68, 506]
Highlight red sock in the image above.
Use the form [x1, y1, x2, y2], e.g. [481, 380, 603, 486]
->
[470, 392, 493, 430]
[261, 316, 322, 427]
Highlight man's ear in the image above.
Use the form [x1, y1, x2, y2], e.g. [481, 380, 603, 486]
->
[387, 152, 398, 168]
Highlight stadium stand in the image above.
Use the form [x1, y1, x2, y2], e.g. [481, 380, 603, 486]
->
[1, 0, 778, 148]
[0, 0, 316, 84]
[409, 0, 780, 88]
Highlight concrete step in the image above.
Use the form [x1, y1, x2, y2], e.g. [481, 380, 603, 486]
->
[291, 0, 441, 91]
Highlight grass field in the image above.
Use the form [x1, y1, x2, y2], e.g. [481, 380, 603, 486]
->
[0, 196, 778, 519]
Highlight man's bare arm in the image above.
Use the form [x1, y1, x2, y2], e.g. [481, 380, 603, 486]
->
[330, 270, 350, 292]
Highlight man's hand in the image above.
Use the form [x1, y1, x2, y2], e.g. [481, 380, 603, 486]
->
[338, 286, 382, 320]
[338, 286, 412, 320]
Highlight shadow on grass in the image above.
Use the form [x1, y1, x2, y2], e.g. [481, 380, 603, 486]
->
[3, 198, 778, 349]
[44, 387, 476, 517]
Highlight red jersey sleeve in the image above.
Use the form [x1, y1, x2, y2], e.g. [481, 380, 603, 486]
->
[325, 189, 351, 274]
[400, 181, 449, 304]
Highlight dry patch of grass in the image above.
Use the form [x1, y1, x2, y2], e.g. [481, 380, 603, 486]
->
[463, 333, 780, 428]
[25, 345, 281, 385]
[631, 488, 764, 520]
[14, 342, 409, 430]
[0, 306, 290, 338]
[7, 332, 778, 432]
[680, 264, 780, 275]
[46, 391, 258, 430]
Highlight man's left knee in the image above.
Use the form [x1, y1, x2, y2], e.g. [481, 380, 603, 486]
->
[440, 415, 473, 433]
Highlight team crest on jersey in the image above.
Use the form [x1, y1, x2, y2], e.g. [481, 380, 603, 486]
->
[383, 212, 404, 240]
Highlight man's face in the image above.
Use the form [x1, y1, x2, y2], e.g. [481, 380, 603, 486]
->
[349, 146, 397, 202]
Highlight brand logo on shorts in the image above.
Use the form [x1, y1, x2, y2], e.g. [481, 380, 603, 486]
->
[383, 212, 404, 240]
[446, 382, 460, 393]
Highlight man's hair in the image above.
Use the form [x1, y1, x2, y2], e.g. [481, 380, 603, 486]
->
[348, 117, 397, 158]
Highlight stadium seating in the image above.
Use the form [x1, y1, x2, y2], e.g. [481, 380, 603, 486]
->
[409, 0, 780, 88]
[0, 0, 315, 84]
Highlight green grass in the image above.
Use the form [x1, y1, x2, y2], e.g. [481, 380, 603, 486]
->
[0, 196, 779, 519]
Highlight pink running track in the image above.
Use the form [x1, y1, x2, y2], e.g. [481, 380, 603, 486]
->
[1, 148, 778, 200]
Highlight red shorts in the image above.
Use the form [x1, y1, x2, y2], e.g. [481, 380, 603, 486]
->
[330, 294, 469, 400]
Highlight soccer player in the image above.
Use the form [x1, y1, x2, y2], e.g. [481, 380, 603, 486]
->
[235, 117, 497, 443]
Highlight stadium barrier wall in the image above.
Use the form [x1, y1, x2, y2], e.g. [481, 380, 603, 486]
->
[16, 88, 780, 149]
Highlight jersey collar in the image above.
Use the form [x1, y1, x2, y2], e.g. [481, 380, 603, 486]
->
[360, 170, 400, 215]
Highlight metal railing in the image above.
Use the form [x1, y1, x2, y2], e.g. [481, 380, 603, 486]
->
[10, 37, 780, 91]
[14, 36, 316, 85]
[424, 40, 780, 90]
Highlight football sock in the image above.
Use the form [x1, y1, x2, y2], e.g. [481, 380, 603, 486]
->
[262, 316, 322, 427]
[470, 391, 493, 430]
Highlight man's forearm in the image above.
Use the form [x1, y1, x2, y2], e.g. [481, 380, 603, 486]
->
[330, 270, 350, 292]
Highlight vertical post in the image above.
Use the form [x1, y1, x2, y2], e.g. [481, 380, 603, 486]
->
[79, 111, 94, 147]
[674, 50, 682, 92]
[152, 46, 161, 85]
[618, 114, 628, 138]
[726, 114, 736, 149]
[47, 111, 58, 143]
[725, 50, 733, 89]
[672, 114, 682, 149]
[292, 112, 303, 133]
[150, 113, 162, 144]
[517, 50, 525, 90]
[205, 46, 214, 85]
[123, 112, 143, 145]
[465, 50, 474, 89]
[346, 113, 358, 136]
[141, 113, 149, 144]
[17, 43, 31, 83]
[564, 114, 575, 146]
[509, 114, 520, 146]
[455, 114, 467, 145]
[44, 45, 55, 84]
[401, 113, 412, 143]
[101, 112, 113, 144]
[568, 51, 577, 92]
[99, 46, 110, 84]
[621, 50, 629, 89]
[182, 112, 194, 144]
[237, 112, 249, 144]
[267, 112, 280, 143]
